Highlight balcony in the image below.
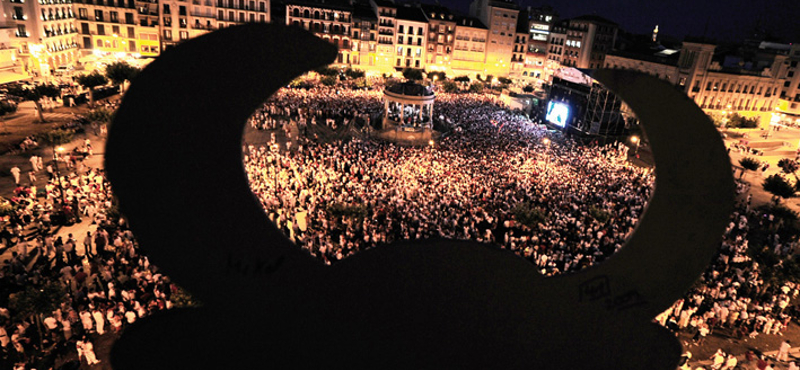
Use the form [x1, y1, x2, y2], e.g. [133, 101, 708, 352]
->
[190, 12, 214, 18]
[191, 23, 215, 30]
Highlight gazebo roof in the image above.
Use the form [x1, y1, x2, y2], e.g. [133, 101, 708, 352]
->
[385, 82, 434, 97]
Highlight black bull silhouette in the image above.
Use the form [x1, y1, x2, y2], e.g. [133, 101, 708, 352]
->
[105, 23, 734, 370]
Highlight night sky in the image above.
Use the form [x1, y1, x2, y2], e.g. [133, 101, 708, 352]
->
[435, 0, 800, 44]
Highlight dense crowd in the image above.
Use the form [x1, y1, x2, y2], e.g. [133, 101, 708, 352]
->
[0, 138, 176, 370]
[245, 91, 650, 275]
[3, 84, 800, 370]
[248, 86, 383, 131]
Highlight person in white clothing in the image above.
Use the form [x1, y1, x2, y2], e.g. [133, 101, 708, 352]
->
[83, 338, 101, 365]
[92, 308, 105, 335]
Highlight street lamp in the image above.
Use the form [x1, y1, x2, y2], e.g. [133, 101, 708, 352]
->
[630, 135, 640, 156]
[428, 139, 435, 169]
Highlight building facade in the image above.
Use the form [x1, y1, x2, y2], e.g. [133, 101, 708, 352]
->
[605, 40, 786, 123]
[450, 15, 486, 78]
[419, 4, 453, 73]
[469, 0, 517, 77]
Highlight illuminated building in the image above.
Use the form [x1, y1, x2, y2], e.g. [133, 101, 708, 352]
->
[285, 0, 351, 65]
[74, 0, 143, 57]
[450, 15, 486, 78]
[469, 0, 518, 78]
[508, 8, 526, 79]
[605, 38, 787, 124]
[370, 0, 395, 73]
[393, 5, 426, 70]
[521, 5, 556, 84]
[3, 0, 78, 76]
[349, 1, 376, 68]
[0, 25, 31, 83]
[776, 44, 800, 121]
[419, 3, 454, 73]
[551, 15, 617, 69]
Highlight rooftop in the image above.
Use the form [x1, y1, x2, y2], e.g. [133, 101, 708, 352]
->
[454, 15, 487, 29]
[396, 6, 429, 23]
[572, 14, 617, 26]
[385, 81, 435, 96]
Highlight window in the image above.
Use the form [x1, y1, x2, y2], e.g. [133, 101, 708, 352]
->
[129, 40, 136, 52]
[83, 37, 92, 48]
[95, 10, 104, 21]
[79, 8, 88, 19]
[127, 26, 135, 38]
[97, 24, 105, 35]
[110, 11, 118, 22]
[164, 29, 172, 39]
[97, 39, 103, 48]
[180, 31, 188, 40]
[112, 25, 120, 35]
[163, 4, 171, 14]
[398, 25, 404, 33]
[81, 23, 90, 34]
[408, 26, 414, 34]
[125, 12, 134, 24]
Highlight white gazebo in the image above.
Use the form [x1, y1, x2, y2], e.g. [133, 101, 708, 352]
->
[383, 82, 435, 130]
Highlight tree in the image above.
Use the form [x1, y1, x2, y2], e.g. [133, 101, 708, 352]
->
[468, 81, 484, 93]
[453, 75, 470, 83]
[76, 71, 109, 105]
[10, 282, 66, 350]
[320, 76, 337, 86]
[344, 68, 365, 79]
[512, 202, 547, 229]
[739, 157, 761, 180]
[6, 84, 61, 123]
[105, 61, 141, 93]
[0, 100, 18, 134]
[763, 174, 796, 203]
[778, 158, 798, 175]
[315, 66, 339, 77]
[497, 77, 512, 85]
[522, 84, 535, 93]
[402, 68, 424, 81]
[85, 107, 114, 125]
[442, 80, 458, 93]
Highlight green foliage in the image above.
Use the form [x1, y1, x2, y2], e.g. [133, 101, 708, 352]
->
[763, 174, 796, 200]
[327, 203, 368, 220]
[497, 77, 512, 85]
[170, 285, 201, 308]
[0, 100, 17, 116]
[37, 129, 74, 147]
[10, 282, 66, 320]
[402, 68, 424, 81]
[85, 107, 114, 124]
[7, 83, 61, 101]
[442, 80, 458, 93]
[739, 157, 761, 171]
[453, 75, 470, 83]
[726, 113, 759, 128]
[104, 61, 141, 85]
[320, 76, 337, 86]
[762, 204, 799, 223]
[344, 68, 365, 79]
[588, 206, 611, 224]
[468, 81, 484, 93]
[315, 67, 339, 77]
[512, 202, 547, 229]
[427, 71, 446, 81]
[778, 158, 799, 175]
[522, 84, 534, 93]
[76, 71, 109, 90]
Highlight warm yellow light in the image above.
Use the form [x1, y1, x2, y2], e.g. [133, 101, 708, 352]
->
[542, 138, 550, 145]
[428, 140, 434, 146]
[631, 136, 639, 144]
[57, 146, 65, 152]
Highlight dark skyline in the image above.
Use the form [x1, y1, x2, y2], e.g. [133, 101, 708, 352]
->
[434, 0, 799, 44]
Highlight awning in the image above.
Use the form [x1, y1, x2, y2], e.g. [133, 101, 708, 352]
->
[0, 71, 31, 85]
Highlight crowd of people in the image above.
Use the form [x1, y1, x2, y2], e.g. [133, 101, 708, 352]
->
[245, 90, 650, 275]
[2, 82, 800, 369]
[0, 123, 177, 370]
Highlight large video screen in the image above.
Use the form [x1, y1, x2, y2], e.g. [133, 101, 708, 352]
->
[546, 101, 570, 127]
